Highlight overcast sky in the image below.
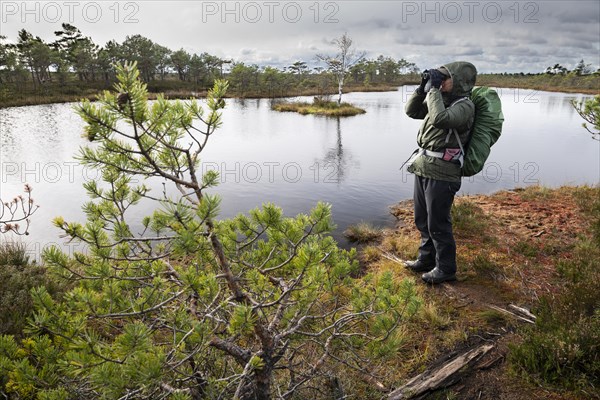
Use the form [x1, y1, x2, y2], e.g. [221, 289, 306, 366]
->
[1, 0, 599, 73]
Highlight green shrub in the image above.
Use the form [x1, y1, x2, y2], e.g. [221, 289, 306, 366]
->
[509, 300, 600, 391]
[514, 240, 539, 258]
[0, 242, 30, 267]
[574, 186, 600, 245]
[0, 243, 65, 337]
[509, 186, 600, 392]
[471, 253, 496, 269]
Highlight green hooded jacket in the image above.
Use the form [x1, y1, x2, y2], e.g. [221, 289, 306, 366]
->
[405, 61, 477, 182]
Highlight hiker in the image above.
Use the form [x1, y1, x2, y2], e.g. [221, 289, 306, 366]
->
[404, 61, 478, 284]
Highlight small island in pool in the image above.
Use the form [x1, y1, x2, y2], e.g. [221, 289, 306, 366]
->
[272, 97, 366, 117]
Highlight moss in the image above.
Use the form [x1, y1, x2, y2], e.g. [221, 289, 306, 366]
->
[470, 253, 498, 273]
[428, 389, 460, 400]
[356, 186, 600, 397]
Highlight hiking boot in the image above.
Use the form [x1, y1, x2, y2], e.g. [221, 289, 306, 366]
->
[404, 259, 435, 273]
[421, 267, 457, 284]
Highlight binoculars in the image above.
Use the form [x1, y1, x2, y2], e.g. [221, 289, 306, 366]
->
[421, 69, 448, 82]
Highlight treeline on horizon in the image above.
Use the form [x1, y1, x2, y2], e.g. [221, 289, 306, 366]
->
[1, 24, 598, 107]
[0, 24, 420, 104]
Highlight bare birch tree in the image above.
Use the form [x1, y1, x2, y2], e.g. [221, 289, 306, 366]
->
[317, 33, 366, 105]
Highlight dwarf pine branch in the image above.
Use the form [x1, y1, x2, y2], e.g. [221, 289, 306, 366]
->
[0, 62, 422, 400]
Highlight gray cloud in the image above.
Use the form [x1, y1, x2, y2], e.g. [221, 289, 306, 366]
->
[240, 48, 256, 56]
[396, 33, 446, 46]
[454, 47, 485, 57]
[549, 6, 600, 24]
[0, 0, 598, 73]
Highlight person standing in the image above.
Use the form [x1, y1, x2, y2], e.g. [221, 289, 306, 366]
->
[404, 61, 477, 284]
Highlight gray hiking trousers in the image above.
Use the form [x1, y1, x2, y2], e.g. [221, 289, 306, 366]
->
[413, 176, 461, 274]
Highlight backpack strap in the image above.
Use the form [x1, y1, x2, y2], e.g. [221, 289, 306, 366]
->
[450, 96, 469, 106]
[443, 96, 470, 167]
[444, 96, 470, 143]
[450, 128, 465, 167]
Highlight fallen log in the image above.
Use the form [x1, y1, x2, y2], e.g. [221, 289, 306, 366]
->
[388, 343, 494, 400]
[488, 304, 535, 324]
[508, 304, 537, 321]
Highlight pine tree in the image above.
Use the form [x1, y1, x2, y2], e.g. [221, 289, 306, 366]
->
[0, 62, 421, 399]
[572, 95, 600, 140]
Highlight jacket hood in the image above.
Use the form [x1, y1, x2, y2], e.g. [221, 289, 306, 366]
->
[441, 61, 477, 97]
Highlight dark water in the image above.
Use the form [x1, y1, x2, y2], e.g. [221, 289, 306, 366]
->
[1, 88, 598, 257]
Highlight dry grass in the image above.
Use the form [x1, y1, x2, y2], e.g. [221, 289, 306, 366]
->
[379, 235, 418, 257]
[418, 302, 451, 328]
[344, 222, 383, 243]
[478, 73, 599, 95]
[272, 100, 366, 117]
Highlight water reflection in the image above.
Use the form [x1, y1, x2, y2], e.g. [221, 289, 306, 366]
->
[0, 89, 598, 258]
[235, 98, 248, 109]
[318, 117, 359, 184]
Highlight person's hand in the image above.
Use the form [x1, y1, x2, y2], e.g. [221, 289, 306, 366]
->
[417, 71, 429, 95]
[429, 69, 445, 89]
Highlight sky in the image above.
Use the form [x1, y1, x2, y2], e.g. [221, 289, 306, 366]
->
[1, 0, 599, 73]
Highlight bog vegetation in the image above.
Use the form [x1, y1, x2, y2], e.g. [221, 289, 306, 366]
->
[509, 186, 600, 393]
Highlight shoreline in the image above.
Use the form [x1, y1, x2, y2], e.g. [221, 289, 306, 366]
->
[475, 82, 598, 95]
[0, 84, 399, 109]
[2, 82, 597, 109]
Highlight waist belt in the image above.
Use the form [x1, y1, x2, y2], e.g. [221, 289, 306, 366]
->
[422, 148, 464, 167]
[423, 149, 444, 158]
[423, 129, 465, 167]
[401, 129, 465, 170]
